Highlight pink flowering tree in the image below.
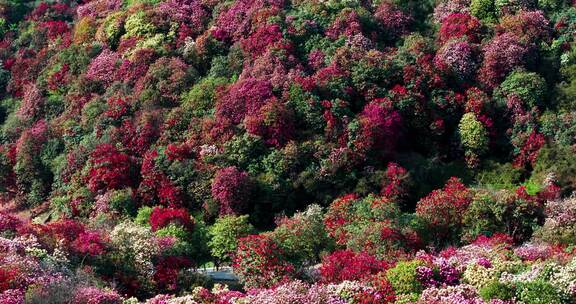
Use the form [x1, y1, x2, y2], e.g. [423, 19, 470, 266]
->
[211, 166, 252, 215]
[375, 1, 412, 41]
[478, 33, 530, 89]
[434, 39, 479, 82]
[85, 49, 120, 86]
[215, 78, 274, 124]
[350, 101, 401, 158]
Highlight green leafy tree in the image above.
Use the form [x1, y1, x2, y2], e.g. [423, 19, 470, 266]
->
[208, 215, 254, 266]
[271, 204, 333, 267]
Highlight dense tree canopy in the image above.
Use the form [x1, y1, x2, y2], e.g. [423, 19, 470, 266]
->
[0, 0, 575, 303]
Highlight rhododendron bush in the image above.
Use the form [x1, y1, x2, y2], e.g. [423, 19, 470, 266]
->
[0, 0, 575, 302]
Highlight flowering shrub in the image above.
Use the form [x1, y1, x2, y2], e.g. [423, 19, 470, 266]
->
[86, 49, 120, 85]
[375, 2, 412, 41]
[71, 286, 122, 304]
[439, 13, 482, 43]
[244, 98, 294, 147]
[320, 250, 390, 283]
[87, 144, 133, 192]
[211, 166, 252, 215]
[500, 10, 551, 44]
[232, 234, 295, 289]
[419, 284, 484, 304]
[241, 23, 283, 59]
[16, 83, 43, 121]
[416, 177, 472, 242]
[149, 207, 193, 232]
[479, 33, 530, 89]
[70, 231, 107, 256]
[434, 40, 479, 82]
[381, 162, 411, 202]
[110, 221, 159, 278]
[215, 78, 274, 124]
[351, 101, 401, 157]
[434, 0, 471, 23]
[0, 212, 21, 234]
[535, 196, 576, 245]
[153, 256, 193, 291]
[326, 10, 362, 40]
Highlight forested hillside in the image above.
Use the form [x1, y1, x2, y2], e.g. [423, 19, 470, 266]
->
[0, 0, 575, 303]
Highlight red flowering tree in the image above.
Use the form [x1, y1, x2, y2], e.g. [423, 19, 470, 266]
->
[156, 0, 209, 37]
[319, 250, 391, 283]
[326, 10, 363, 40]
[104, 97, 131, 121]
[215, 78, 274, 124]
[211, 166, 252, 215]
[478, 33, 530, 89]
[71, 231, 107, 256]
[115, 48, 157, 85]
[416, 177, 472, 242]
[120, 118, 159, 155]
[154, 256, 193, 291]
[324, 194, 358, 245]
[232, 234, 295, 289]
[44, 220, 107, 257]
[138, 149, 184, 207]
[16, 83, 44, 120]
[0, 211, 21, 233]
[438, 13, 482, 43]
[513, 131, 546, 168]
[244, 98, 294, 147]
[381, 162, 410, 202]
[87, 144, 133, 193]
[85, 49, 120, 86]
[0, 268, 17, 293]
[351, 101, 401, 157]
[241, 23, 283, 58]
[149, 207, 194, 232]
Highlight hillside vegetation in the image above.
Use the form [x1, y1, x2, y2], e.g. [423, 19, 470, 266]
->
[0, 0, 575, 303]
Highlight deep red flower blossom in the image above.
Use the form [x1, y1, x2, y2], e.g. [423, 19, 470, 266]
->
[87, 144, 133, 192]
[439, 13, 482, 43]
[154, 256, 193, 291]
[149, 207, 193, 232]
[232, 234, 294, 289]
[71, 231, 107, 256]
[241, 23, 283, 58]
[416, 177, 472, 236]
[215, 78, 274, 124]
[320, 250, 391, 283]
[244, 98, 294, 147]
